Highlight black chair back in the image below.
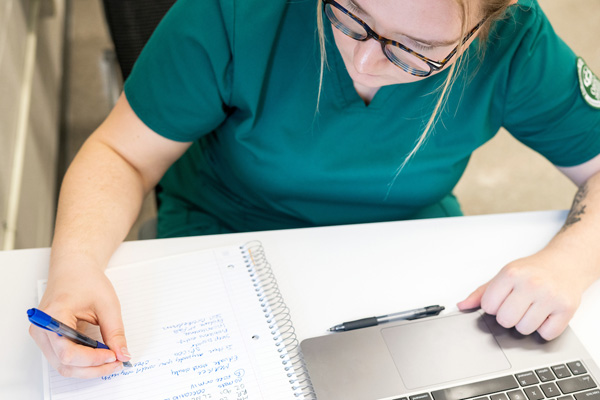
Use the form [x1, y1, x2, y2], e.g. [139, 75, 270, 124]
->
[102, 0, 176, 80]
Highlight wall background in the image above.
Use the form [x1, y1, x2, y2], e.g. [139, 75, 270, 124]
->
[0, 0, 66, 249]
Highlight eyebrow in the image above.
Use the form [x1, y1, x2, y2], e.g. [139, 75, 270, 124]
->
[347, 0, 460, 47]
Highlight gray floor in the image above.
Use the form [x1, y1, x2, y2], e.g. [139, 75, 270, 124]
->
[63, 0, 600, 240]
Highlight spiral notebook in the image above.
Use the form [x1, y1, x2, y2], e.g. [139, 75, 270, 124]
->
[40, 242, 315, 400]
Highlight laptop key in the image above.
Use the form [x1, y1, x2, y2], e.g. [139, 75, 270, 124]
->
[574, 389, 600, 400]
[540, 382, 561, 397]
[524, 386, 545, 400]
[517, 372, 541, 387]
[553, 365, 573, 379]
[567, 362, 588, 376]
[509, 389, 528, 400]
[410, 393, 433, 400]
[557, 375, 597, 394]
[558, 396, 574, 400]
[490, 393, 509, 400]
[537, 368, 557, 382]
[431, 376, 519, 400]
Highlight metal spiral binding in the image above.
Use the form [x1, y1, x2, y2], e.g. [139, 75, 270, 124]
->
[241, 241, 317, 400]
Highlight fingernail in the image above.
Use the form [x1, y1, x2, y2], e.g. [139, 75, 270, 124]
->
[106, 355, 117, 363]
[121, 347, 131, 358]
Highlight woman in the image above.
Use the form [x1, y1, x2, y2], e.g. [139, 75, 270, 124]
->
[31, 0, 600, 378]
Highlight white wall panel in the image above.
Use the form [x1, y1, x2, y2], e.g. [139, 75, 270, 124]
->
[0, 0, 28, 247]
[1, 0, 65, 249]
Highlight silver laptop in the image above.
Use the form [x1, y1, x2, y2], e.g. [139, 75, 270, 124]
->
[300, 310, 600, 400]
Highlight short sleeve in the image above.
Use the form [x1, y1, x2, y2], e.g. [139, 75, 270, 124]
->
[124, 0, 233, 142]
[502, 3, 600, 167]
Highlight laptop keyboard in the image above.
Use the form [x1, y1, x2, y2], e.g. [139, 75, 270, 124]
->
[398, 361, 599, 400]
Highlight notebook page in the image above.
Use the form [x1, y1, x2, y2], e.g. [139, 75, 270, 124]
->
[44, 246, 299, 400]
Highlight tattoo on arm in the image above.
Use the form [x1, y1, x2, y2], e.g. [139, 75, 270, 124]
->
[560, 182, 589, 233]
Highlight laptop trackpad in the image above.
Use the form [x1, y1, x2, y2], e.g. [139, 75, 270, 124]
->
[381, 311, 511, 389]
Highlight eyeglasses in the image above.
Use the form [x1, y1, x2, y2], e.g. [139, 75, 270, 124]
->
[322, 0, 486, 77]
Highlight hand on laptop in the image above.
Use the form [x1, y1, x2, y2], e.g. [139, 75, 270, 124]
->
[457, 246, 598, 341]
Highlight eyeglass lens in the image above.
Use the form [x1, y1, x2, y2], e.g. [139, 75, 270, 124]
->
[324, 2, 431, 75]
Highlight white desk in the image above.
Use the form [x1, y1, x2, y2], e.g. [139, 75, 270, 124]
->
[2, 210, 600, 398]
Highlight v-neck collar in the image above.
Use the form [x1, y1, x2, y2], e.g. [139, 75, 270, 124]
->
[323, 20, 397, 111]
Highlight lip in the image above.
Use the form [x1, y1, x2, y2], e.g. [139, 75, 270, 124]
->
[352, 71, 385, 86]
[355, 71, 380, 78]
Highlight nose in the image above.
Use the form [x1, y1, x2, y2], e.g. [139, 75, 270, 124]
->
[353, 38, 386, 74]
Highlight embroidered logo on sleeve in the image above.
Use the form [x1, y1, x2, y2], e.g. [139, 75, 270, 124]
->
[577, 57, 600, 109]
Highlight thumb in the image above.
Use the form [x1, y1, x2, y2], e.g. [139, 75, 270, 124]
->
[97, 307, 131, 363]
[457, 282, 489, 311]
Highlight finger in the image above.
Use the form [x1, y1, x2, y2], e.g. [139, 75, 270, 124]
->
[536, 311, 574, 341]
[514, 302, 552, 336]
[96, 301, 131, 363]
[457, 283, 488, 310]
[42, 327, 118, 367]
[29, 320, 113, 369]
[479, 272, 517, 315]
[30, 323, 66, 372]
[30, 324, 121, 377]
[494, 291, 532, 329]
[56, 361, 124, 379]
[39, 304, 117, 366]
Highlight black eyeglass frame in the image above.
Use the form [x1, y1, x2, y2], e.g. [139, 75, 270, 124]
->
[322, 0, 486, 77]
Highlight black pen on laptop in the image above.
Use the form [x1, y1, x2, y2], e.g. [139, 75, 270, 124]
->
[328, 305, 445, 332]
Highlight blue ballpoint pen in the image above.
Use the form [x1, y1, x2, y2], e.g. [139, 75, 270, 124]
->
[27, 308, 132, 368]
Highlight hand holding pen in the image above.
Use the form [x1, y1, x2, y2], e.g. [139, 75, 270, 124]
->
[28, 308, 132, 366]
[28, 267, 132, 379]
[329, 305, 445, 332]
[28, 306, 132, 377]
[29, 306, 132, 378]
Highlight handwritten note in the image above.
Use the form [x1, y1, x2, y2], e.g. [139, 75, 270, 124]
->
[43, 247, 301, 399]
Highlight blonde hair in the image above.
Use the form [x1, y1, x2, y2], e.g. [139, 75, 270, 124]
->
[316, 0, 514, 193]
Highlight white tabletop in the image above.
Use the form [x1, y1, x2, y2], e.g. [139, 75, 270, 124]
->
[2, 210, 600, 398]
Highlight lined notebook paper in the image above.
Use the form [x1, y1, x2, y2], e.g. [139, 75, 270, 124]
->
[39, 243, 313, 400]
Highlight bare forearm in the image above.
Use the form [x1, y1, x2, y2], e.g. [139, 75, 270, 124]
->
[548, 171, 600, 284]
[50, 137, 148, 277]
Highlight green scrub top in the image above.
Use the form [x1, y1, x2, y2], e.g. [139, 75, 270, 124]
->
[124, 0, 600, 238]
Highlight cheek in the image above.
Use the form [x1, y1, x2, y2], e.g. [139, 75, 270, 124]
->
[331, 29, 356, 61]
[390, 69, 422, 84]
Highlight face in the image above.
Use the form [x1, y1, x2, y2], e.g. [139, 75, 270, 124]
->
[330, 0, 477, 88]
